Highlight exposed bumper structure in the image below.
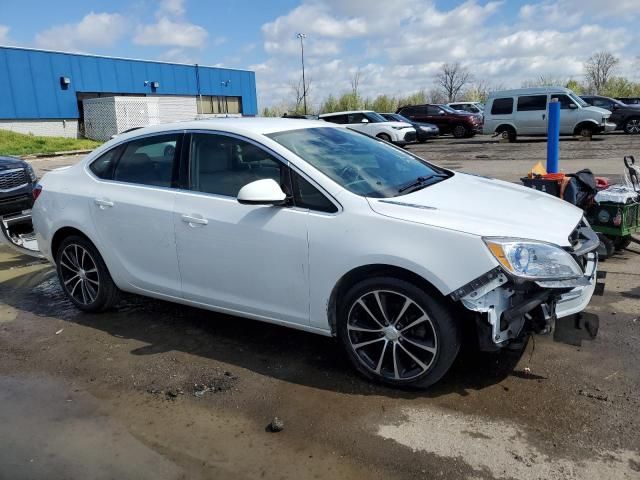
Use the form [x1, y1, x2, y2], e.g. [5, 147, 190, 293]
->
[0, 211, 42, 258]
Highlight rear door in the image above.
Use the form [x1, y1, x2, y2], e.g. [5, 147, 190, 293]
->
[426, 105, 450, 132]
[515, 95, 548, 135]
[88, 132, 183, 296]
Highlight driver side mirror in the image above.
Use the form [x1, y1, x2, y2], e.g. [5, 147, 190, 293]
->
[568, 103, 577, 109]
[237, 179, 287, 206]
[361, 118, 369, 123]
[438, 110, 446, 115]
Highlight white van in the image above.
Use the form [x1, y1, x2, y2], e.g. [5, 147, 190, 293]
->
[483, 87, 616, 142]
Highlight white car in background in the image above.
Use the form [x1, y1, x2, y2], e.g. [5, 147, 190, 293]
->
[447, 102, 484, 114]
[319, 110, 417, 145]
[29, 119, 599, 388]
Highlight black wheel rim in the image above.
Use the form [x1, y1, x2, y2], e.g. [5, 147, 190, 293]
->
[59, 244, 100, 305]
[347, 290, 438, 381]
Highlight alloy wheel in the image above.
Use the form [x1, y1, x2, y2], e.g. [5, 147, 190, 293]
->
[59, 243, 100, 305]
[625, 119, 640, 134]
[347, 290, 438, 381]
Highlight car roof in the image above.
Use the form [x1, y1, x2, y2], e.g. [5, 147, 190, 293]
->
[109, 117, 334, 140]
[319, 110, 375, 117]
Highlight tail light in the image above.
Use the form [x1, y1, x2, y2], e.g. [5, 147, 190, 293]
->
[32, 184, 42, 201]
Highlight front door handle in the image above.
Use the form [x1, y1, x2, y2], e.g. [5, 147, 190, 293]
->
[542, 114, 546, 120]
[181, 214, 208, 226]
[94, 198, 114, 209]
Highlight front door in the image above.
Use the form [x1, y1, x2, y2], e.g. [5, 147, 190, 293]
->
[88, 132, 183, 297]
[550, 94, 580, 135]
[173, 132, 310, 325]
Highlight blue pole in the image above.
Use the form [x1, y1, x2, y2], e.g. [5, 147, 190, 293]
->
[547, 99, 560, 173]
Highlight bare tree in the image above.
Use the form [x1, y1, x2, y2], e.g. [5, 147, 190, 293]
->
[584, 51, 619, 94]
[435, 63, 472, 102]
[350, 69, 362, 98]
[464, 80, 506, 103]
[290, 77, 312, 113]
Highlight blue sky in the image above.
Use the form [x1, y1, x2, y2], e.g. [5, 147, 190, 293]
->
[1, 0, 638, 110]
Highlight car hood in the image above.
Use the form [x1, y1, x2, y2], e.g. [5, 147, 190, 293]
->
[382, 121, 414, 129]
[0, 156, 27, 170]
[367, 172, 582, 247]
[584, 106, 612, 116]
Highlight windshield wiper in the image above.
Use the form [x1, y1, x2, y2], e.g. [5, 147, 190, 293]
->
[398, 174, 448, 194]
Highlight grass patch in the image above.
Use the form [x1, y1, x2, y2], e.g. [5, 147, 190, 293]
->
[0, 129, 101, 156]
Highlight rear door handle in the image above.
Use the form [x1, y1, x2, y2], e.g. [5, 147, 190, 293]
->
[94, 198, 114, 209]
[181, 214, 208, 226]
[542, 114, 546, 120]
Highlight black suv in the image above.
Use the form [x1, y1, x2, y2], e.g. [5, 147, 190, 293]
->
[581, 95, 640, 134]
[0, 156, 38, 216]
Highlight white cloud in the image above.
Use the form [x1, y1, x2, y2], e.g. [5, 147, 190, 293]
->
[133, 17, 208, 48]
[0, 25, 9, 44]
[255, 0, 639, 110]
[34, 12, 126, 51]
[158, 0, 186, 17]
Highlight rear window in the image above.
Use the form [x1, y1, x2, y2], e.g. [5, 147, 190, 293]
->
[490, 98, 513, 115]
[517, 95, 547, 112]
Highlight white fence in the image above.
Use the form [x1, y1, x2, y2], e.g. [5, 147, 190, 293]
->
[82, 96, 199, 141]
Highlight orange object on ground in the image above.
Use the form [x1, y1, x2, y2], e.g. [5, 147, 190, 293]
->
[543, 172, 565, 181]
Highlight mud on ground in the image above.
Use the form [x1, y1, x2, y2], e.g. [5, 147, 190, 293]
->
[1, 133, 639, 479]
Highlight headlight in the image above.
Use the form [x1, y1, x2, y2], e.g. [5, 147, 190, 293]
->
[25, 164, 37, 182]
[484, 238, 582, 280]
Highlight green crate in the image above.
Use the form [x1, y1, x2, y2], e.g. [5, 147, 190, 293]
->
[586, 201, 640, 237]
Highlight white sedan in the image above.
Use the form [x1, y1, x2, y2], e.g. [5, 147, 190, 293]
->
[31, 118, 599, 388]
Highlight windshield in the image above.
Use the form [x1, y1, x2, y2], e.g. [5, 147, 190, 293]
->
[267, 127, 448, 198]
[365, 112, 388, 123]
[570, 93, 588, 107]
[392, 114, 411, 123]
[439, 104, 458, 113]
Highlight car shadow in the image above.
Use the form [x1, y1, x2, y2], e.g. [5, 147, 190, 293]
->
[1, 265, 530, 399]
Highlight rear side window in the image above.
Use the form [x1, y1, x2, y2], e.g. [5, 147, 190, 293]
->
[491, 98, 514, 115]
[322, 114, 347, 124]
[291, 171, 338, 213]
[517, 95, 547, 112]
[113, 134, 180, 187]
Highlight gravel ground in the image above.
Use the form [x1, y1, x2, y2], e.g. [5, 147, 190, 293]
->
[1, 132, 639, 479]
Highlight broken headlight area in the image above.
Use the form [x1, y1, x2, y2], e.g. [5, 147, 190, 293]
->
[451, 251, 598, 351]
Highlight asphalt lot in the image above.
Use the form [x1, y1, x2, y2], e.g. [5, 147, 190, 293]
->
[1, 132, 640, 480]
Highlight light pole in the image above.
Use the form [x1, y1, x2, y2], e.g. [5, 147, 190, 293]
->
[296, 32, 307, 115]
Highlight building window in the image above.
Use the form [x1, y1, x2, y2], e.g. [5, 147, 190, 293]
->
[196, 96, 243, 114]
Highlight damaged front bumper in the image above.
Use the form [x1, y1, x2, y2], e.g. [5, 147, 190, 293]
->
[451, 225, 600, 350]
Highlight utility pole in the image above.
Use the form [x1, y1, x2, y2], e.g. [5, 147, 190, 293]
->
[297, 33, 307, 115]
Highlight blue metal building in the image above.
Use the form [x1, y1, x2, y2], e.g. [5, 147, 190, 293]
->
[0, 46, 257, 137]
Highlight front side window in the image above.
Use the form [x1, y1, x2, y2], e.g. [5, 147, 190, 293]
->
[517, 95, 547, 112]
[426, 105, 442, 115]
[491, 98, 514, 115]
[268, 127, 448, 198]
[291, 171, 338, 213]
[550, 94, 578, 110]
[347, 113, 367, 124]
[189, 133, 284, 197]
[112, 134, 179, 187]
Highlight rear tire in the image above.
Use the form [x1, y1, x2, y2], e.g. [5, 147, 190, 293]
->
[497, 127, 516, 142]
[452, 124, 468, 139]
[337, 276, 460, 389]
[55, 235, 120, 312]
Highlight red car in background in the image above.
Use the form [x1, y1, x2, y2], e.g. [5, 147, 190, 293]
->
[396, 103, 483, 138]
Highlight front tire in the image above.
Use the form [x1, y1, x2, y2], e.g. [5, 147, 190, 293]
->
[623, 118, 640, 134]
[376, 133, 392, 142]
[452, 124, 468, 139]
[337, 277, 460, 388]
[56, 235, 120, 312]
